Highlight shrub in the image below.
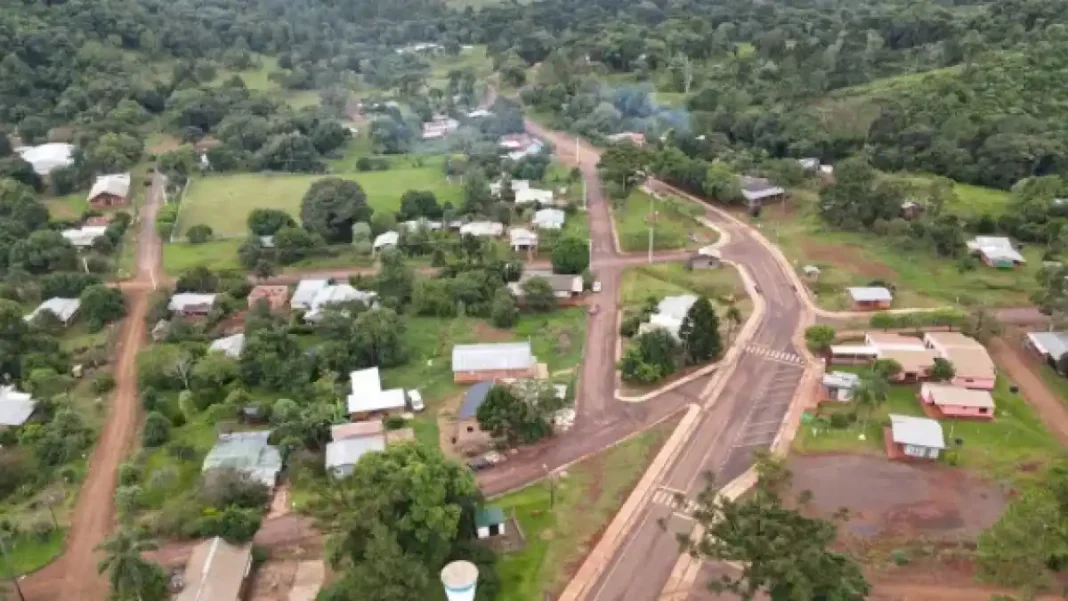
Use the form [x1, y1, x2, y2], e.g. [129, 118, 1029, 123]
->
[91, 373, 116, 394]
[142, 411, 171, 447]
[383, 415, 406, 430]
[828, 412, 853, 429]
[620, 313, 643, 338]
[200, 468, 270, 509]
[191, 505, 261, 543]
[118, 461, 141, 486]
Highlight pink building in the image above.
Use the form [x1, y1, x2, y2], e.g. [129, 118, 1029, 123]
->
[922, 332, 996, 390]
[919, 383, 995, 420]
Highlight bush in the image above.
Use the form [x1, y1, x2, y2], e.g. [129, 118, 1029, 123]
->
[200, 468, 270, 509]
[142, 411, 171, 447]
[383, 415, 406, 430]
[191, 505, 261, 543]
[186, 224, 214, 244]
[118, 461, 141, 486]
[167, 443, 197, 461]
[890, 549, 911, 566]
[91, 373, 116, 394]
[828, 412, 853, 429]
[620, 314, 643, 338]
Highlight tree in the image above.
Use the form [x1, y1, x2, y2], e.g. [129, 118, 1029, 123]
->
[520, 277, 556, 312]
[462, 171, 493, 215]
[142, 412, 171, 447]
[477, 382, 562, 445]
[9, 230, 77, 274]
[351, 308, 407, 368]
[247, 208, 296, 236]
[186, 224, 213, 244]
[399, 190, 443, 220]
[724, 302, 743, 346]
[80, 285, 126, 331]
[682, 457, 869, 601]
[301, 178, 373, 243]
[679, 296, 721, 365]
[97, 528, 168, 601]
[490, 288, 519, 328]
[620, 328, 681, 383]
[852, 370, 889, 428]
[598, 142, 648, 197]
[804, 325, 836, 352]
[552, 236, 589, 274]
[256, 133, 324, 172]
[930, 357, 955, 382]
[375, 250, 414, 307]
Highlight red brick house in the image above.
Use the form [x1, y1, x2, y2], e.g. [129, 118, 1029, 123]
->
[87, 173, 131, 208]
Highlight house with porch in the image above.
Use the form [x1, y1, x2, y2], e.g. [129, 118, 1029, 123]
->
[886, 414, 945, 461]
[739, 176, 785, 209]
[848, 287, 893, 310]
[919, 383, 995, 420]
[87, 173, 131, 208]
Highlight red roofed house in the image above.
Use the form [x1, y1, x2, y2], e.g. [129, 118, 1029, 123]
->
[87, 173, 131, 208]
[919, 383, 995, 420]
[247, 285, 289, 312]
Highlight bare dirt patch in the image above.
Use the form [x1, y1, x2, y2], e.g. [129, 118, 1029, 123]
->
[787, 454, 1006, 541]
[147, 134, 182, 154]
[801, 239, 896, 280]
[473, 322, 514, 342]
[248, 559, 299, 601]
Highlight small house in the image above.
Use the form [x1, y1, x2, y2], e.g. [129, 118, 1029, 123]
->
[26, 297, 81, 325]
[87, 173, 131, 208]
[605, 132, 646, 147]
[887, 414, 945, 460]
[922, 332, 995, 390]
[454, 380, 494, 453]
[201, 431, 282, 490]
[508, 272, 583, 299]
[508, 227, 539, 252]
[208, 333, 245, 359]
[291, 279, 329, 311]
[966, 236, 1025, 269]
[1026, 331, 1068, 366]
[688, 246, 720, 270]
[247, 285, 289, 312]
[638, 295, 698, 340]
[797, 158, 820, 172]
[325, 434, 386, 477]
[304, 284, 377, 322]
[421, 117, 459, 140]
[802, 265, 821, 280]
[919, 383, 995, 420]
[345, 367, 407, 419]
[373, 231, 400, 253]
[460, 221, 504, 238]
[533, 208, 566, 230]
[864, 332, 926, 353]
[62, 225, 108, 249]
[176, 537, 253, 601]
[829, 345, 879, 365]
[475, 506, 507, 539]
[452, 342, 537, 383]
[821, 372, 859, 402]
[515, 188, 554, 206]
[400, 219, 443, 233]
[847, 287, 892, 310]
[169, 293, 217, 316]
[879, 348, 938, 382]
[739, 176, 785, 209]
[0, 386, 36, 427]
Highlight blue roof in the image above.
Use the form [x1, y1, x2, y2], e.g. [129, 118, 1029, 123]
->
[458, 381, 493, 420]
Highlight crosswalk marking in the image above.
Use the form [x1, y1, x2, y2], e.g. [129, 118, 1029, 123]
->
[744, 344, 804, 366]
[650, 488, 700, 514]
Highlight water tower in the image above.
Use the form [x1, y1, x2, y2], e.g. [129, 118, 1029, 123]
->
[441, 560, 479, 601]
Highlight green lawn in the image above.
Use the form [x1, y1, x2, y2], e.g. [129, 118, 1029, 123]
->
[161, 240, 242, 274]
[176, 159, 463, 238]
[45, 193, 89, 220]
[897, 173, 1013, 217]
[621, 263, 748, 311]
[794, 371, 1060, 482]
[1036, 362, 1068, 409]
[614, 189, 717, 253]
[495, 425, 670, 601]
[0, 528, 66, 576]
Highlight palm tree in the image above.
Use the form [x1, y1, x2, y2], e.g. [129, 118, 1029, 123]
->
[724, 302, 743, 346]
[851, 371, 890, 435]
[96, 528, 160, 601]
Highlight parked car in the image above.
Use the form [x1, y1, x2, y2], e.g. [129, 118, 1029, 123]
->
[592, 281, 602, 293]
[407, 389, 424, 412]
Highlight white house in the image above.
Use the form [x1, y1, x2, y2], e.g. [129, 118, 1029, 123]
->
[0, 386, 36, 427]
[509, 227, 539, 251]
[533, 208, 566, 230]
[514, 187, 554, 206]
[460, 221, 504, 238]
[87, 173, 131, 205]
[821, 371, 859, 402]
[638, 294, 698, 340]
[16, 143, 74, 175]
[168, 293, 217, 316]
[208, 333, 245, 359]
[325, 435, 386, 477]
[291, 280, 329, 311]
[62, 225, 108, 248]
[888, 414, 945, 460]
[373, 231, 400, 252]
[346, 367, 407, 417]
[966, 236, 1025, 268]
[304, 285, 378, 322]
[26, 297, 81, 325]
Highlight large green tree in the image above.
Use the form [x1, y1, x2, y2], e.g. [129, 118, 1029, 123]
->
[551, 236, 589, 274]
[300, 178, 373, 243]
[678, 296, 721, 365]
[97, 528, 169, 601]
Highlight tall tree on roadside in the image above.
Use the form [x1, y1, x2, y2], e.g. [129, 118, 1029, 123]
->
[679, 296, 721, 365]
[681, 456, 870, 601]
[551, 236, 589, 274]
[598, 142, 648, 198]
[97, 528, 169, 601]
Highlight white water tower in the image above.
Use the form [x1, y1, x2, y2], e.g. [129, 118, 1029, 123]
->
[441, 560, 479, 601]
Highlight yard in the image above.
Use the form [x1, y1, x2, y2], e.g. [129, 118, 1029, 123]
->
[613, 189, 716, 253]
[620, 263, 750, 318]
[494, 423, 672, 601]
[793, 368, 1061, 482]
[174, 157, 463, 238]
[749, 191, 1041, 310]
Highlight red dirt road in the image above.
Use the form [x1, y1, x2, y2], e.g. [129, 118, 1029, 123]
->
[21, 172, 166, 600]
[989, 334, 1068, 444]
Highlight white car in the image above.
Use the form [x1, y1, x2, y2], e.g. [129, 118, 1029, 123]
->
[592, 281, 602, 293]
[407, 389, 424, 412]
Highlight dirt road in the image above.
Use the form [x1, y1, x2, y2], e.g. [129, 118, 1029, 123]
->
[21, 172, 167, 600]
[989, 335, 1068, 444]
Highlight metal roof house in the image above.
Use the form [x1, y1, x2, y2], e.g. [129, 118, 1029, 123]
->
[16, 143, 74, 175]
[847, 286, 892, 310]
[638, 294, 698, 340]
[452, 342, 537, 383]
[533, 208, 566, 230]
[515, 187, 554, 206]
[475, 505, 507, 539]
[373, 231, 400, 252]
[175, 537, 253, 601]
[1026, 331, 1068, 364]
[887, 414, 945, 460]
[345, 367, 407, 417]
[325, 435, 386, 477]
[169, 293, 218, 316]
[739, 176, 785, 208]
[966, 236, 1025, 268]
[0, 386, 35, 427]
[460, 221, 505, 238]
[291, 279, 329, 311]
[87, 173, 131, 207]
[62, 225, 108, 248]
[821, 371, 860, 402]
[507, 271, 583, 299]
[304, 284, 378, 322]
[201, 431, 282, 489]
[208, 333, 245, 359]
[508, 227, 539, 251]
[26, 297, 81, 325]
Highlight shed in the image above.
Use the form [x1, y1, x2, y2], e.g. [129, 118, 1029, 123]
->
[475, 505, 506, 539]
[452, 342, 537, 383]
[887, 414, 945, 460]
[533, 208, 566, 230]
[325, 436, 386, 477]
[821, 372, 859, 402]
[169, 293, 217, 316]
[0, 386, 36, 427]
[847, 287, 893, 310]
[373, 231, 400, 252]
[26, 297, 81, 325]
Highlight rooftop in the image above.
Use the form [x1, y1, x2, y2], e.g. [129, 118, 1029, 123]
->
[331, 421, 384, 441]
[325, 436, 386, 471]
[475, 505, 505, 528]
[346, 367, 406, 414]
[458, 381, 494, 420]
[878, 348, 938, 373]
[201, 431, 282, 489]
[452, 342, 534, 373]
[61, 225, 108, 248]
[26, 297, 80, 324]
[373, 231, 400, 250]
[291, 279, 329, 309]
[1027, 331, 1068, 359]
[941, 346, 996, 380]
[460, 221, 504, 238]
[739, 176, 785, 201]
[169, 293, 217, 313]
[17, 143, 74, 175]
[88, 173, 130, 201]
[822, 371, 860, 390]
[208, 333, 245, 359]
[176, 537, 252, 601]
[967, 236, 1025, 263]
[0, 386, 35, 426]
[889, 414, 945, 449]
[533, 208, 566, 229]
[921, 383, 995, 409]
[656, 295, 699, 321]
[848, 287, 893, 302]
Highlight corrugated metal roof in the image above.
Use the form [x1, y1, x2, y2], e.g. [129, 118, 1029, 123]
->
[291, 280, 329, 310]
[458, 381, 493, 419]
[373, 231, 399, 250]
[201, 431, 282, 488]
[177, 537, 252, 601]
[27, 297, 80, 324]
[656, 295, 698, 321]
[169, 293, 217, 312]
[848, 287, 893, 302]
[325, 436, 385, 471]
[1027, 331, 1068, 359]
[889, 414, 945, 449]
[452, 342, 534, 373]
[0, 386, 35, 426]
[821, 372, 859, 389]
[475, 505, 505, 527]
[208, 333, 245, 358]
[88, 173, 130, 201]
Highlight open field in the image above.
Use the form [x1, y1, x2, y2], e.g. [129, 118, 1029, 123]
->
[162, 240, 243, 273]
[749, 193, 1041, 309]
[793, 369, 1060, 482]
[621, 263, 748, 314]
[614, 189, 717, 253]
[495, 423, 671, 601]
[175, 159, 463, 238]
[896, 173, 1013, 216]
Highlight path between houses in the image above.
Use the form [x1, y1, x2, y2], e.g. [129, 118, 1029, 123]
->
[988, 336, 1068, 444]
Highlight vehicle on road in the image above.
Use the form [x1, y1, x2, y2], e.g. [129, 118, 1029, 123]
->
[484, 451, 505, 465]
[592, 281, 602, 293]
[754, 285, 763, 294]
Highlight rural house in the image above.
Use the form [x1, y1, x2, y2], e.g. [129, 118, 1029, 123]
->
[346, 367, 407, 419]
[373, 231, 400, 253]
[966, 236, 1025, 268]
[475, 506, 507, 539]
[325, 431, 386, 477]
[175, 537, 253, 601]
[605, 132, 646, 147]
[533, 208, 566, 230]
[821, 371, 859, 402]
[87, 173, 131, 208]
[454, 380, 494, 453]
[247, 285, 289, 312]
[919, 383, 995, 420]
[797, 158, 820, 171]
[290, 279, 329, 311]
[864, 332, 926, 352]
[460, 221, 505, 238]
[0, 385, 36, 427]
[922, 332, 996, 390]
[515, 187, 554, 206]
[508, 272, 583, 300]
[887, 414, 945, 460]
[62, 225, 108, 248]
[848, 287, 893, 310]
[499, 134, 544, 161]
[26, 297, 80, 325]
[169, 293, 217, 316]
[1026, 331, 1068, 366]
[304, 284, 377, 322]
[452, 342, 537, 383]
[639, 294, 698, 340]
[421, 117, 459, 140]
[201, 431, 282, 490]
[401, 218, 443, 233]
[877, 348, 937, 382]
[739, 176, 785, 209]
[208, 333, 245, 359]
[509, 227, 539, 252]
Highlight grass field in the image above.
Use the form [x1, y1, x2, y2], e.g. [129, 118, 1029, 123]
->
[614, 189, 717, 253]
[749, 193, 1041, 310]
[793, 371, 1060, 482]
[1, 528, 66, 576]
[897, 173, 1013, 216]
[495, 424, 670, 601]
[621, 263, 748, 310]
[162, 240, 243, 273]
[175, 160, 463, 237]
